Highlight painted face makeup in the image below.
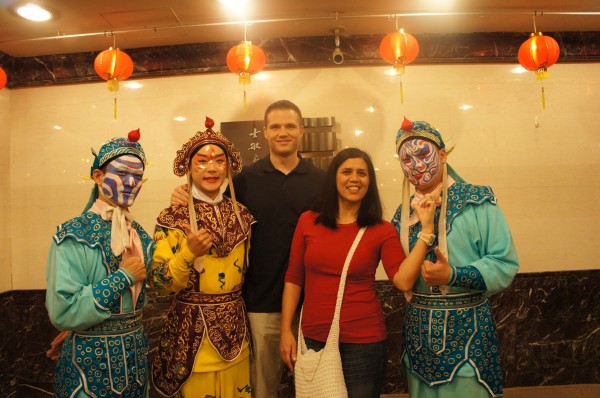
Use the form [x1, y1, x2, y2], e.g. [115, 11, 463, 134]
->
[399, 139, 442, 191]
[190, 144, 228, 199]
[101, 154, 144, 207]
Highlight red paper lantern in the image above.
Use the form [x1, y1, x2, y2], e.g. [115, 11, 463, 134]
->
[0, 67, 7, 90]
[379, 29, 419, 104]
[518, 32, 560, 109]
[94, 47, 134, 119]
[226, 41, 266, 111]
[94, 47, 134, 92]
[227, 41, 266, 84]
[379, 30, 419, 74]
[518, 32, 560, 80]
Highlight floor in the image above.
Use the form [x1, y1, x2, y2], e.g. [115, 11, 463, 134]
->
[381, 384, 600, 398]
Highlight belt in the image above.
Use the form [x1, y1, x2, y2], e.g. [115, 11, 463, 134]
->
[177, 289, 243, 305]
[409, 292, 486, 309]
[76, 311, 143, 335]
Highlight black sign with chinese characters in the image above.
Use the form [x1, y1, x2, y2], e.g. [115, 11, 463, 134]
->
[220, 120, 268, 167]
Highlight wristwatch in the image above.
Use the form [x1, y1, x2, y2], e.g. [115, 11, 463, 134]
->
[417, 231, 436, 246]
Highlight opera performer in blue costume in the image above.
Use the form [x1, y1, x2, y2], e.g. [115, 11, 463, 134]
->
[45, 130, 154, 398]
[391, 117, 519, 398]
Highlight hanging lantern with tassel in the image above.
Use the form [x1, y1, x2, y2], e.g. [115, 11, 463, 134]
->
[379, 29, 419, 104]
[518, 32, 560, 110]
[226, 41, 266, 112]
[94, 47, 134, 119]
[0, 66, 7, 90]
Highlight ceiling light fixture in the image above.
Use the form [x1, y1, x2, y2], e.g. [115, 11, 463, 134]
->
[16, 3, 53, 22]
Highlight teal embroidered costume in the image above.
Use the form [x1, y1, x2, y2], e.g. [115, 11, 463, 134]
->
[392, 118, 519, 398]
[46, 133, 154, 398]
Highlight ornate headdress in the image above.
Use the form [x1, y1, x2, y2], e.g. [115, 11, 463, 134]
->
[83, 129, 146, 213]
[395, 116, 445, 154]
[173, 117, 242, 177]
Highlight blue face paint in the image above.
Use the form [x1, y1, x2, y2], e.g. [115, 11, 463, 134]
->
[101, 155, 144, 207]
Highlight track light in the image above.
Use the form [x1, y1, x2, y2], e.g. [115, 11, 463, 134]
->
[331, 27, 344, 65]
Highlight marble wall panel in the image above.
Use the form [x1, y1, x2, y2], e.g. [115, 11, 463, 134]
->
[2, 32, 600, 88]
[0, 270, 598, 397]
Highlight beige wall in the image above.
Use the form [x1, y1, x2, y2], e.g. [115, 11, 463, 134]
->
[5, 63, 600, 290]
[0, 87, 11, 292]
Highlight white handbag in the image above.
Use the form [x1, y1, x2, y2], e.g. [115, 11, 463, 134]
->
[294, 227, 366, 398]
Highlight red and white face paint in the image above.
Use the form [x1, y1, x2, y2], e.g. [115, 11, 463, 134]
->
[100, 155, 144, 208]
[190, 144, 227, 199]
[399, 139, 444, 193]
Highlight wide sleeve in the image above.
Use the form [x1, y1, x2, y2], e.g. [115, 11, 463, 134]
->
[148, 225, 197, 294]
[379, 222, 406, 280]
[284, 212, 309, 287]
[45, 239, 128, 331]
[460, 202, 519, 296]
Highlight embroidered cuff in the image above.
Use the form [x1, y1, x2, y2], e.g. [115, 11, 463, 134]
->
[92, 270, 132, 311]
[447, 265, 457, 285]
[174, 245, 197, 270]
[448, 265, 487, 291]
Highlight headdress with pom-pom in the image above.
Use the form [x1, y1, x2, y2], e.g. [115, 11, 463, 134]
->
[173, 116, 242, 177]
[83, 129, 147, 213]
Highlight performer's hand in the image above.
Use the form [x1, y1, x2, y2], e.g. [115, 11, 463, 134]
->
[421, 247, 452, 286]
[412, 193, 438, 233]
[120, 250, 146, 282]
[171, 184, 189, 207]
[183, 224, 212, 257]
[46, 331, 70, 360]
[280, 329, 297, 372]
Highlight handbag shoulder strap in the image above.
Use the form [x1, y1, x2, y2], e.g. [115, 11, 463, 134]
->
[299, 226, 367, 350]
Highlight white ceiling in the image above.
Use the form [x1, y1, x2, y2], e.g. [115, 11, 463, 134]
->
[1, 0, 599, 58]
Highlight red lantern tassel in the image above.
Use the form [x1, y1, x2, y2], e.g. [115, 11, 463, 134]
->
[243, 87, 247, 113]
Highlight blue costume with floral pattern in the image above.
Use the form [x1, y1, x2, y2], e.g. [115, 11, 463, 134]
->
[46, 210, 154, 398]
[392, 182, 519, 397]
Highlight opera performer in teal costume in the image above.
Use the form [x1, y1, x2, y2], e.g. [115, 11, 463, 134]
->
[391, 117, 519, 398]
[45, 130, 155, 398]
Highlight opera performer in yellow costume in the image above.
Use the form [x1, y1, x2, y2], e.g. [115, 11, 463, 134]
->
[150, 117, 255, 398]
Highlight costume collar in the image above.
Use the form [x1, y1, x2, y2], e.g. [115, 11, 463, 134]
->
[192, 184, 224, 204]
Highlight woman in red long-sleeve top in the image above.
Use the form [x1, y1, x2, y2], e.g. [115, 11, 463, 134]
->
[280, 147, 437, 398]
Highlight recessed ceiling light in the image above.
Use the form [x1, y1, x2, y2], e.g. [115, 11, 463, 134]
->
[124, 81, 143, 89]
[16, 3, 53, 21]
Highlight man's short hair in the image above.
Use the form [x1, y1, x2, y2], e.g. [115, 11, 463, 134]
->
[263, 100, 303, 127]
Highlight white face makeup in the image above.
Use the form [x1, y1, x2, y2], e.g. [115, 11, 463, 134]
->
[399, 139, 444, 193]
[100, 154, 144, 207]
[190, 144, 227, 199]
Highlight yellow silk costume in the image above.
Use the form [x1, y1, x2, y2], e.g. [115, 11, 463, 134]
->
[149, 197, 255, 398]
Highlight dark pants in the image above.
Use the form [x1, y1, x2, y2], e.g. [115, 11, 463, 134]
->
[303, 337, 387, 398]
